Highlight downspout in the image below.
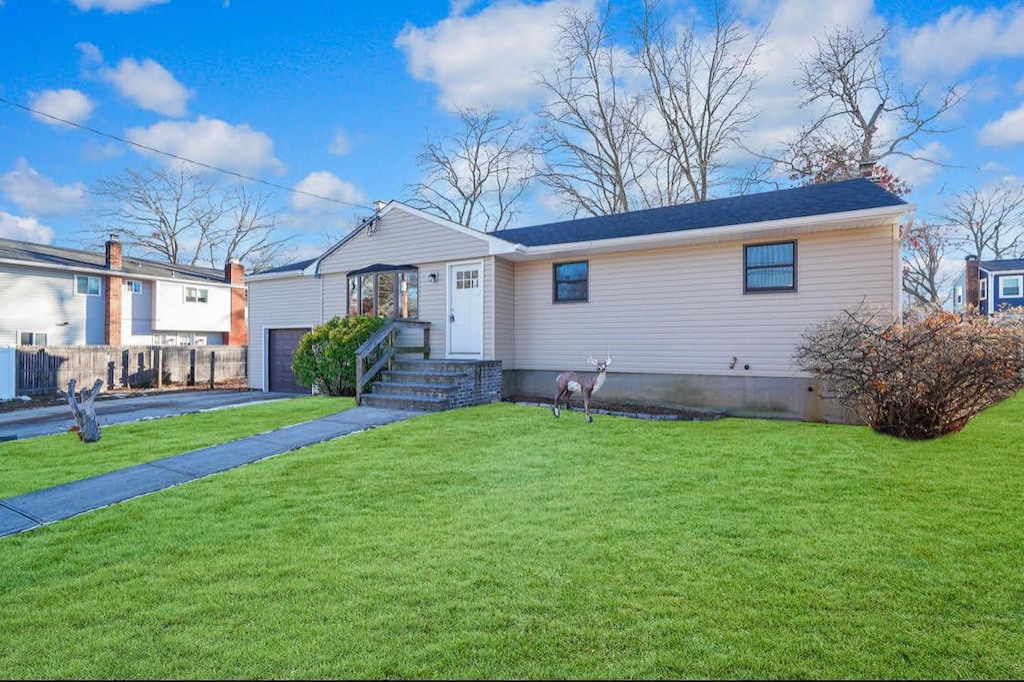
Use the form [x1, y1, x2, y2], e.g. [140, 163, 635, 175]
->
[895, 208, 916, 319]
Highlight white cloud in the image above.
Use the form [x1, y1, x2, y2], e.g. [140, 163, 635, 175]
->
[396, 0, 591, 111]
[0, 212, 56, 243]
[0, 159, 88, 217]
[898, 5, 1024, 80]
[291, 171, 366, 213]
[730, 0, 883, 160]
[125, 116, 283, 175]
[884, 142, 951, 188]
[978, 103, 1024, 146]
[70, 0, 169, 13]
[328, 130, 351, 156]
[27, 89, 94, 126]
[100, 57, 192, 116]
[76, 41, 103, 65]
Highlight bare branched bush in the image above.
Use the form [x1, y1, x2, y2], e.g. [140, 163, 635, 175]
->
[795, 303, 1024, 439]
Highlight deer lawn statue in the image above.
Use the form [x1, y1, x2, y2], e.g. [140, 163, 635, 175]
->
[62, 378, 104, 443]
[553, 354, 611, 422]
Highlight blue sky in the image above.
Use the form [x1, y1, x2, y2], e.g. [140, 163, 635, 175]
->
[1, 0, 1022, 267]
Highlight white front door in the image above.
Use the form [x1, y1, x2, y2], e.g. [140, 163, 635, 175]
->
[447, 261, 483, 357]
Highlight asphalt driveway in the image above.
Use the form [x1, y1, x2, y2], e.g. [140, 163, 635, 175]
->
[0, 390, 306, 441]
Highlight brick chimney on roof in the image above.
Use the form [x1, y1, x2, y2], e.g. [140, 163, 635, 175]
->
[965, 255, 980, 314]
[858, 159, 876, 179]
[104, 234, 123, 344]
[105, 233, 122, 270]
[224, 259, 247, 346]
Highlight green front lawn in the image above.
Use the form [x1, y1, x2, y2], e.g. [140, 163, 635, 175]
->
[1, 396, 1022, 679]
[0, 396, 352, 499]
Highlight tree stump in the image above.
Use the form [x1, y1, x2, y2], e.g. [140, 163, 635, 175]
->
[63, 378, 104, 443]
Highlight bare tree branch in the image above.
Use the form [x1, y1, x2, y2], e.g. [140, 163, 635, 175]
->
[778, 26, 962, 183]
[634, 0, 765, 203]
[944, 182, 1024, 260]
[87, 165, 289, 271]
[407, 107, 535, 231]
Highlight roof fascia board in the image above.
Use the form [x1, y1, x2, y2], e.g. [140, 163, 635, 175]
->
[0, 257, 226, 284]
[310, 201, 518, 275]
[509, 204, 914, 260]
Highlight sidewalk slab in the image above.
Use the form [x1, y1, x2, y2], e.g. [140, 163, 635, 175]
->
[0, 505, 37, 536]
[3, 465, 194, 524]
[0, 405, 427, 539]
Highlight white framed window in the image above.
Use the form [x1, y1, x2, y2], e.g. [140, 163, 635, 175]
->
[999, 275, 1022, 298]
[980, 279, 988, 300]
[18, 331, 47, 346]
[125, 280, 141, 293]
[75, 275, 100, 296]
[954, 286, 964, 306]
[185, 286, 209, 303]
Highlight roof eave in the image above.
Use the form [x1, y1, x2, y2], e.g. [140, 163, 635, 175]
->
[503, 203, 914, 260]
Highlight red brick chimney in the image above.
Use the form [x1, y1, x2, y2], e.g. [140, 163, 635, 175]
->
[104, 234, 123, 345]
[858, 159, 875, 179]
[224, 260, 247, 346]
[965, 255, 980, 314]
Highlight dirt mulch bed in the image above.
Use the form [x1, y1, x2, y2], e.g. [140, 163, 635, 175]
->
[503, 395, 723, 421]
[0, 381, 249, 414]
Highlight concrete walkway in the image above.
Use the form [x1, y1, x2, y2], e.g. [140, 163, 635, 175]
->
[0, 405, 422, 539]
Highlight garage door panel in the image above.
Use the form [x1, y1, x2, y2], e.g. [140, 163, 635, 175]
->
[269, 328, 309, 393]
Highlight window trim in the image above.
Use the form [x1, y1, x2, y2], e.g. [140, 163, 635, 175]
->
[552, 260, 590, 303]
[184, 286, 209, 304]
[346, 266, 420, 320]
[125, 280, 142, 293]
[744, 240, 797, 294]
[980, 278, 988, 300]
[75, 275, 101, 296]
[18, 330, 47, 346]
[999, 275, 1023, 298]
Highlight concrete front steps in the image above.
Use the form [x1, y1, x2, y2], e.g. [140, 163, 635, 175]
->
[360, 359, 502, 412]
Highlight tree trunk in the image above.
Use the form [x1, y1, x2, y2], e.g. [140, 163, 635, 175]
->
[64, 378, 104, 443]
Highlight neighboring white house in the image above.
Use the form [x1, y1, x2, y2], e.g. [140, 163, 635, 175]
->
[246, 178, 914, 421]
[0, 236, 248, 348]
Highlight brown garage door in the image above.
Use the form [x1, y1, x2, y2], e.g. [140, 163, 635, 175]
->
[268, 328, 310, 393]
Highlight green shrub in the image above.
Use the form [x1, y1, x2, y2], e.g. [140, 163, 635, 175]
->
[291, 315, 389, 396]
[795, 303, 1024, 440]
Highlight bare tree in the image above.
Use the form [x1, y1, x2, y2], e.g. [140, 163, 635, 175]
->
[535, 2, 652, 217]
[408, 107, 535, 231]
[634, 0, 765, 203]
[902, 221, 953, 306]
[780, 26, 962, 182]
[210, 184, 293, 272]
[945, 182, 1024, 260]
[88, 165, 288, 270]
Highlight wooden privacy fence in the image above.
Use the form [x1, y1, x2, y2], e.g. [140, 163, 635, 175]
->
[15, 345, 248, 396]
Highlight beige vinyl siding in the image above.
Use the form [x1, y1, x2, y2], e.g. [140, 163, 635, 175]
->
[246, 275, 322, 389]
[318, 209, 491, 276]
[493, 257, 515, 365]
[512, 224, 896, 377]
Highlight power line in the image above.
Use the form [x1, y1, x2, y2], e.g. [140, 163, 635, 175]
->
[0, 95, 374, 211]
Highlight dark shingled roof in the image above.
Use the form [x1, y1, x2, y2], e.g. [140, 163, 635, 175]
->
[253, 257, 318, 275]
[492, 178, 908, 247]
[980, 259, 1024, 273]
[0, 237, 227, 282]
